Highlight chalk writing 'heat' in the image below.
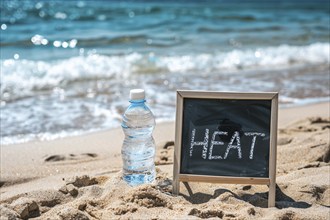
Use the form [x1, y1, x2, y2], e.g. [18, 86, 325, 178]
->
[190, 129, 265, 160]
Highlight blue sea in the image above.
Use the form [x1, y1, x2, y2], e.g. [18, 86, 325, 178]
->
[1, 0, 329, 145]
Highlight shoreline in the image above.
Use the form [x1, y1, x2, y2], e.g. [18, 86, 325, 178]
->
[1, 101, 328, 147]
[0, 101, 329, 219]
[1, 100, 329, 147]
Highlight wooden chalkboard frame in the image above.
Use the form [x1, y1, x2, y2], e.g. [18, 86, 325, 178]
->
[173, 90, 278, 207]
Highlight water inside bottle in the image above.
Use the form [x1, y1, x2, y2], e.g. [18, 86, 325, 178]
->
[122, 140, 156, 186]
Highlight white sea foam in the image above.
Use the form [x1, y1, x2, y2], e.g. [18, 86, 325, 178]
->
[1, 53, 142, 100]
[158, 43, 329, 73]
[1, 43, 329, 101]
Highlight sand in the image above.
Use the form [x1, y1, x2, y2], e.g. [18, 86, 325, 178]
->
[0, 102, 329, 220]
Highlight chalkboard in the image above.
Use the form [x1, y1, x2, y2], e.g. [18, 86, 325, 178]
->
[173, 90, 278, 207]
[181, 98, 271, 178]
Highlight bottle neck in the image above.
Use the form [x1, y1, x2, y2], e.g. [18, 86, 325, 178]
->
[129, 99, 146, 104]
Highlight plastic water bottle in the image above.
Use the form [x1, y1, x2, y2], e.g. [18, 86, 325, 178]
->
[121, 89, 156, 186]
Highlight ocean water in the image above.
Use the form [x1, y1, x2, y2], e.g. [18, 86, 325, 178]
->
[1, 0, 329, 145]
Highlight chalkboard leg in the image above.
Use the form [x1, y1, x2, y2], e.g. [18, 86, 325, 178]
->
[183, 182, 193, 196]
[268, 181, 276, 207]
[172, 179, 180, 196]
[173, 142, 180, 196]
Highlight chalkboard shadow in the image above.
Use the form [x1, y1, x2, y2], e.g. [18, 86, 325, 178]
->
[180, 183, 312, 209]
[274, 185, 312, 209]
[239, 185, 311, 209]
[181, 182, 214, 204]
[0, 181, 5, 187]
[181, 182, 240, 205]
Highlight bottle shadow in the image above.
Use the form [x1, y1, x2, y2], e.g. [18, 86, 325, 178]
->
[180, 183, 312, 209]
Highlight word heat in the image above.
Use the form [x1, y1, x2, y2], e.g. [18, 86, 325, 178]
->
[189, 129, 265, 160]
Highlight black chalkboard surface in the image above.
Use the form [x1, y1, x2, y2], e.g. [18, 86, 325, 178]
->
[180, 98, 271, 178]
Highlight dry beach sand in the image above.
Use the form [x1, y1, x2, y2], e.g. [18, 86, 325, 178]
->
[0, 102, 329, 219]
